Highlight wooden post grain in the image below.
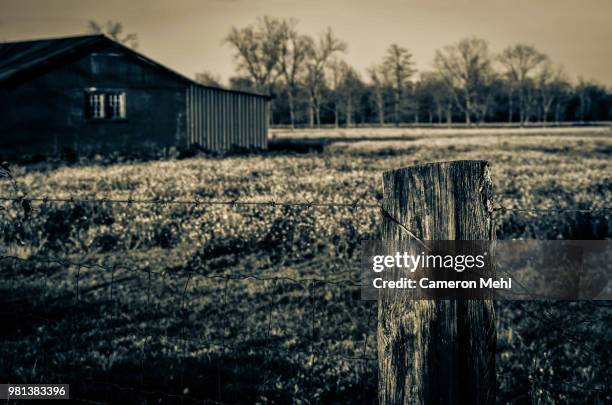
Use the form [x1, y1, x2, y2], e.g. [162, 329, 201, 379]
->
[378, 160, 496, 405]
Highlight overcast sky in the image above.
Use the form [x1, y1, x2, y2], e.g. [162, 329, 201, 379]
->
[1, 0, 611, 86]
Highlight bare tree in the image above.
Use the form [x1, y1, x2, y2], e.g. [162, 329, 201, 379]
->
[195, 71, 222, 88]
[367, 64, 389, 126]
[551, 76, 572, 124]
[278, 20, 312, 129]
[434, 37, 494, 125]
[501, 76, 516, 123]
[340, 67, 362, 127]
[420, 72, 454, 125]
[536, 63, 568, 123]
[382, 44, 416, 126]
[330, 61, 361, 127]
[327, 58, 346, 128]
[225, 16, 287, 96]
[575, 77, 592, 123]
[225, 16, 289, 126]
[303, 28, 347, 127]
[499, 44, 548, 125]
[87, 20, 138, 49]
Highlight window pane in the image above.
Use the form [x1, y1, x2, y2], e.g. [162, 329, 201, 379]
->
[107, 92, 126, 119]
[88, 93, 105, 118]
[119, 92, 126, 118]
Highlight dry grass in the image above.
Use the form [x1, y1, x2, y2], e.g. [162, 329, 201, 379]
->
[1, 127, 611, 403]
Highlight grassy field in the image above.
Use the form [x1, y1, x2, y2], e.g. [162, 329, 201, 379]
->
[1, 127, 611, 403]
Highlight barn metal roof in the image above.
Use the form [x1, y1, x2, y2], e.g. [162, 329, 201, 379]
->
[0, 35, 103, 84]
[0, 34, 270, 99]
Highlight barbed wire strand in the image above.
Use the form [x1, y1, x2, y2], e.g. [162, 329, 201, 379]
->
[1, 194, 611, 217]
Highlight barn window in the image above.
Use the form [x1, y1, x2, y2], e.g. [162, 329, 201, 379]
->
[85, 90, 126, 120]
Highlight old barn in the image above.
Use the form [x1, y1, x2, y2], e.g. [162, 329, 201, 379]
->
[0, 34, 269, 159]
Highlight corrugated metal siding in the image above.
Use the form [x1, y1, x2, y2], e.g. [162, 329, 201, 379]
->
[186, 85, 268, 152]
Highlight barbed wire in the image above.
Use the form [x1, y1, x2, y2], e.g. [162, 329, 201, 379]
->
[0, 194, 610, 214]
[0, 195, 380, 209]
[493, 204, 612, 214]
[0, 254, 361, 288]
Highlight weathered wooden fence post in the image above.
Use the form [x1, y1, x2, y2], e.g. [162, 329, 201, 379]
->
[378, 160, 496, 404]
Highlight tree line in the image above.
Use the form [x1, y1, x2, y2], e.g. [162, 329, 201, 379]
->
[211, 16, 610, 127]
[86, 18, 611, 127]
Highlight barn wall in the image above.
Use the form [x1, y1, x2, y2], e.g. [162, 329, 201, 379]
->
[186, 85, 268, 152]
[0, 46, 188, 159]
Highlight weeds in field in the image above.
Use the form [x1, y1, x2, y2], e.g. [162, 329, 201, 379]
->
[0, 131, 610, 403]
